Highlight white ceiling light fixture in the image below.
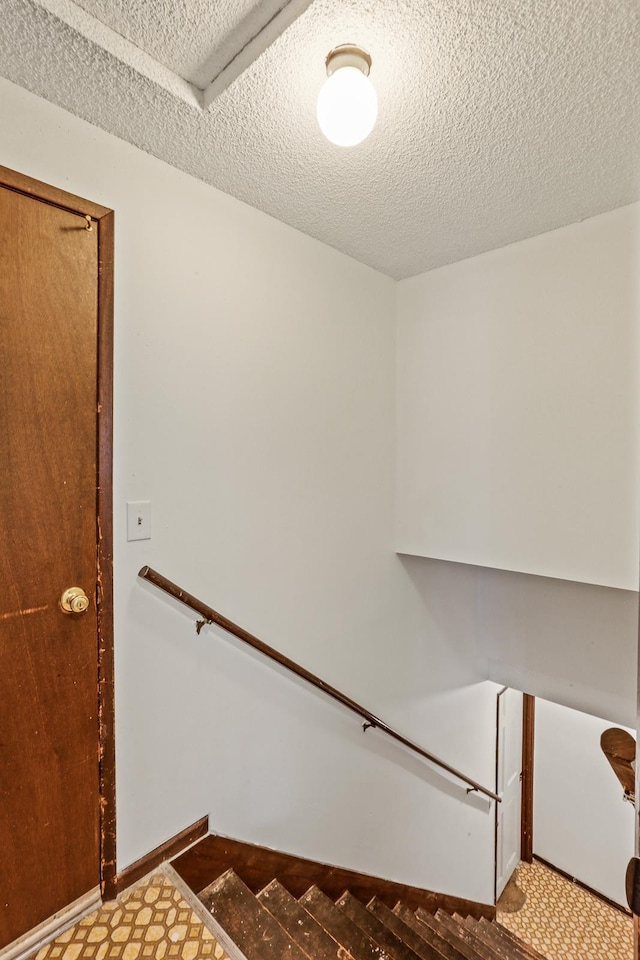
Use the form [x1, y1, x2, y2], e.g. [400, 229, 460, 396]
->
[317, 45, 378, 147]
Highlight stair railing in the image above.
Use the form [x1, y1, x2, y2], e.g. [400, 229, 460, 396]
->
[138, 565, 500, 803]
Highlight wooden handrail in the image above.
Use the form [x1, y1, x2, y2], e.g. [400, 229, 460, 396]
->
[138, 566, 501, 803]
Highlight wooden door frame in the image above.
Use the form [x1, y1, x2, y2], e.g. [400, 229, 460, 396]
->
[521, 694, 535, 863]
[0, 165, 116, 900]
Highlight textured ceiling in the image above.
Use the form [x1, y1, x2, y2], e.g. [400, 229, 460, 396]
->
[2, 0, 639, 279]
[73, 0, 299, 89]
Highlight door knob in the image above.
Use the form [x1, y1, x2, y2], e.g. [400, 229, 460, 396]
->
[60, 586, 90, 614]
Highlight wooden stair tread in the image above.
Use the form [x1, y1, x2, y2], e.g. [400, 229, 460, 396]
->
[392, 904, 469, 960]
[258, 879, 355, 960]
[200, 868, 311, 960]
[195, 858, 519, 960]
[456, 918, 517, 960]
[455, 917, 525, 960]
[299, 886, 385, 960]
[415, 909, 486, 960]
[336, 891, 422, 960]
[367, 899, 448, 960]
[482, 921, 548, 960]
[435, 912, 498, 960]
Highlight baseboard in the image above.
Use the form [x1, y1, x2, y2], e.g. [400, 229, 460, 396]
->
[172, 833, 496, 920]
[0, 886, 101, 960]
[116, 815, 209, 895]
[534, 855, 631, 917]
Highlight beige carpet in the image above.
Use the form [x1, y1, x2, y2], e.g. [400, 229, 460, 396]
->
[498, 861, 633, 960]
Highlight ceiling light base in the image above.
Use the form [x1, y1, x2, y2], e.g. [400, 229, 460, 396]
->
[325, 45, 371, 78]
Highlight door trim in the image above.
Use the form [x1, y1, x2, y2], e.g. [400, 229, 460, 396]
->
[521, 694, 535, 863]
[97, 208, 116, 900]
[0, 165, 116, 900]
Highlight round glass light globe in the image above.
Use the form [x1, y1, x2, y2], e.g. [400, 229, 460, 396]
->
[317, 66, 378, 147]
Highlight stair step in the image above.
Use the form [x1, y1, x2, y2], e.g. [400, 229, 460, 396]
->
[299, 885, 385, 960]
[258, 879, 355, 960]
[392, 904, 469, 960]
[199, 868, 311, 960]
[435, 911, 498, 960]
[336, 891, 423, 960]
[367, 899, 451, 960]
[198, 863, 525, 960]
[414, 909, 486, 960]
[455, 916, 526, 960]
[483, 920, 547, 960]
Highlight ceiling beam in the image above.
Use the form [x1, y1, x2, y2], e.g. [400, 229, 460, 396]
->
[201, 0, 315, 110]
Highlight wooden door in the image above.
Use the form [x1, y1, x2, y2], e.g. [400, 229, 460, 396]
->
[0, 170, 114, 948]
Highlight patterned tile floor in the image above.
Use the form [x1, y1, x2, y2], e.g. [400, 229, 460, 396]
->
[34, 872, 230, 960]
[498, 860, 633, 960]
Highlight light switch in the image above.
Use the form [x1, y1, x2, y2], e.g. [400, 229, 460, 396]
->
[127, 500, 151, 541]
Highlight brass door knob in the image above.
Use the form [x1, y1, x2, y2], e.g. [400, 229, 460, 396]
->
[60, 587, 90, 614]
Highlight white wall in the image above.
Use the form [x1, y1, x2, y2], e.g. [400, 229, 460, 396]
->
[0, 78, 499, 904]
[391, 557, 638, 729]
[396, 208, 640, 591]
[478, 567, 638, 728]
[534, 699, 635, 908]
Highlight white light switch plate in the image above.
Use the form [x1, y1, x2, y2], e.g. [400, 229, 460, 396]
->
[127, 500, 151, 541]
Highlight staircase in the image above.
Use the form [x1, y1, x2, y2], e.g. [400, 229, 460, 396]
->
[198, 868, 544, 960]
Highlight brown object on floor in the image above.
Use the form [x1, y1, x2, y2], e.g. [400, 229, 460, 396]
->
[625, 857, 640, 916]
[600, 727, 636, 801]
[497, 873, 527, 914]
